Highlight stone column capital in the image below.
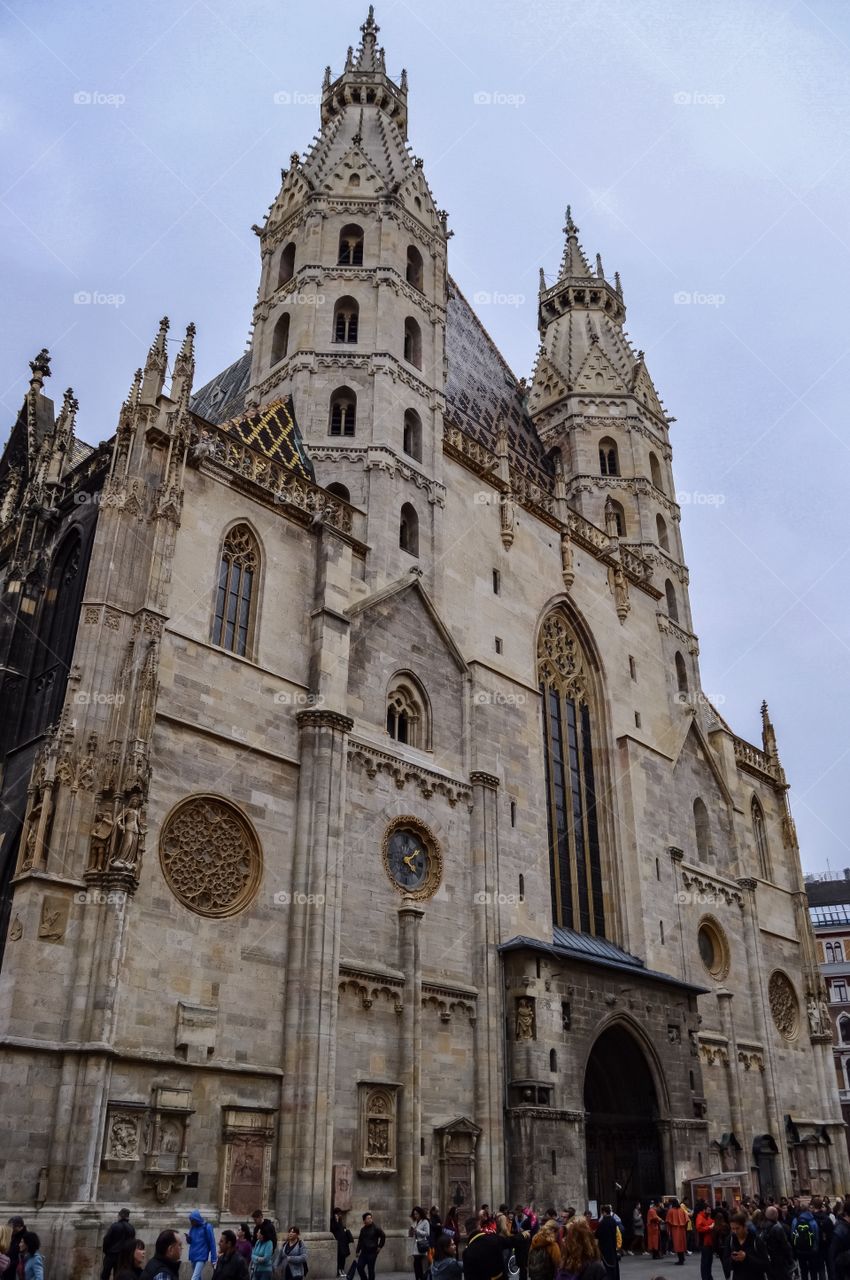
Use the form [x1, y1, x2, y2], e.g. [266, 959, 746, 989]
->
[398, 896, 426, 920]
[470, 770, 500, 790]
[669, 846, 685, 862]
[295, 708, 354, 733]
[736, 877, 758, 893]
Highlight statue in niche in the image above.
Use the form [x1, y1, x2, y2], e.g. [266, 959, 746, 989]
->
[89, 810, 115, 873]
[21, 799, 43, 870]
[515, 997, 535, 1041]
[367, 1118, 389, 1157]
[807, 994, 820, 1036]
[109, 792, 144, 871]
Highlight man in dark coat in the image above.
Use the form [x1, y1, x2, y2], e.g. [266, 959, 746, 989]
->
[355, 1213, 386, 1280]
[102, 1209, 135, 1280]
[212, 1231, 248, 1280]
[140, 1231, 183, 1280]
[763, 1208, 795, 1280]
[596, 1207, 621, 1280]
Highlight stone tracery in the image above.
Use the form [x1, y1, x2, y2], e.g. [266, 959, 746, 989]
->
[159, 795, 262, 917]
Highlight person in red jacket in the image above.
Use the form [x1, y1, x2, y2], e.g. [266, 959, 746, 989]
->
[666, 1201, 689, 1266]
[647, 1205, 661, 1260]
[695, 1202, 715, 1280]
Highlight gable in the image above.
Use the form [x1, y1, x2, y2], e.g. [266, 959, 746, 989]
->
[632, 358, 664, 418]
[574, 343, 628, 395]
[320, 144, 384, 196]
[669, 719, 736, 867]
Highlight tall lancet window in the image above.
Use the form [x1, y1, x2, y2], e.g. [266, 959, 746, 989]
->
[212, 523, 259, 658]
[538, 611, 605, 937]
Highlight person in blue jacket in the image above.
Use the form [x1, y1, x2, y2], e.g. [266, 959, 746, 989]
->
[186, 1211, 218, 1280]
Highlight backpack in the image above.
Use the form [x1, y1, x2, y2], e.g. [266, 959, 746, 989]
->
[794, 1222, 817, 1258]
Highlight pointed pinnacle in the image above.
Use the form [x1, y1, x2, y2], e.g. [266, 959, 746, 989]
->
[29, 348, 51, 389]
[596, 253, 604, 279]
[564, 205, 578, 235]
[62, 386, 79, 417]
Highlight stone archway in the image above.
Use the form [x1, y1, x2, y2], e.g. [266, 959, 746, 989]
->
[584, 1023, 665, 1215]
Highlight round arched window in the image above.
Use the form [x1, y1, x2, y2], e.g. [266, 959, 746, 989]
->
[697, 918, 729, 980]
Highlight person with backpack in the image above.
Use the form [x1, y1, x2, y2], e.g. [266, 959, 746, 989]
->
[792, 1206, 821, 1280]
[811, 1198, 833, 1280]
[527, 1224, 560, 1280]
[186, 1212, 217, 1280]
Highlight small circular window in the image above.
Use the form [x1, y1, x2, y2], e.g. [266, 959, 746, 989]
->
[698, 918, 729, 979]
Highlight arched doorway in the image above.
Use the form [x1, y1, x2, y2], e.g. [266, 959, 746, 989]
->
[585, 1024, 665, 1214]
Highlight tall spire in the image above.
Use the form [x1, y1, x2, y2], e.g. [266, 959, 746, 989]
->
[170, 322, 196, 408]
[558, 206, 594, 280]
[140, 316, 169, 406]
[320, 7, 408, 137]
[761, 700, 786, 784]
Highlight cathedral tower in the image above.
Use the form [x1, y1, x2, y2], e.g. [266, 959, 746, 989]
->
[247, 7, 449, 587]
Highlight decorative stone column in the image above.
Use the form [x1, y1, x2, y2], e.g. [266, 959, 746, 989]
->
[716, 989, 746, 1156]
[469, 770, 506, 1205]
[736, 877, 793, 1192]
[279, 708, 353, 1230]
[398, 896, 424, 1211]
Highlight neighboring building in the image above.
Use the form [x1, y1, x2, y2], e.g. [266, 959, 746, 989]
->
[0, 10, 847, 1276]
[808, 874, 850, 1163]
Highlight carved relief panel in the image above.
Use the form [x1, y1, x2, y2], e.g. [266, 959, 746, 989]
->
[221, 1109, 275, 1216]
[357, 1083, 398, 1175]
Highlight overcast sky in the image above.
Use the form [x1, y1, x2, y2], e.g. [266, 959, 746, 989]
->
[2, 0, 849, 876]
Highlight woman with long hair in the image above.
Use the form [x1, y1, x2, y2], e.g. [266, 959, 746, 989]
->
[115, 1239, 146, 1280]
[555, 1219, 606, 1280]
[410, 1208, 430, 1280]
[0, 1226, 12, 1277]
[429, 1235, 462, 1280]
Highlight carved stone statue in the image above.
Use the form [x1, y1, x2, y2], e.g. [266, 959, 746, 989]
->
[109, 793, 144, 871]
[22, 799, 42, 870]
[807, 994, 820, 1036]
[89, 810, 115, 873]
[515, 996, 535, 1041]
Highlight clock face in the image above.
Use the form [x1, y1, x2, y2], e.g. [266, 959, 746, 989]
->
[387, 828, 430, 891]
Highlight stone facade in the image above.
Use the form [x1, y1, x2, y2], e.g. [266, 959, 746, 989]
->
[0, 10, 848, 1279]
[807, 878, 850, 1168]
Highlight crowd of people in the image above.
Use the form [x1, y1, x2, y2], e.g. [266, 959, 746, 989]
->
[5, 1193, 850, 1280]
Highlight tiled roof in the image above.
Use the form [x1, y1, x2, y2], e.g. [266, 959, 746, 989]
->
[191, 352, 252, 425]
[499, 926, 708, 994]
[217, 397, 314, 481]
[445, 279, 553, 481]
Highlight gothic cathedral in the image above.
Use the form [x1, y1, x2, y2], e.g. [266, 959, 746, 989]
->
[0, 10, 844, 1277]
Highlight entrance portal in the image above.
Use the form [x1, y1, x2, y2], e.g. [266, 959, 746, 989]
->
[584, 1024, 665, 1217]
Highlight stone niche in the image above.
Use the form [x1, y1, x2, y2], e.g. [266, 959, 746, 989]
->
[102, 1102, 147, 1171]
[143, 1086, 194, 1203]
[221, 1108, 276, 1216]
[357, 1083, 399, 1176]
[433, 1117, 480, 1224]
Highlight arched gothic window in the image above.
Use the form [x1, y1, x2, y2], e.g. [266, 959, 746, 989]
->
[333, 296, 359, 344]
[694, 797, 711, 863]
[277, 242, 296, 288]
[338, 224, 364, 266]
[656, 513, 670, 552]
[403, 409, 422, 461]
[665, 578, 679, 623]
[329, 387, 356, 437]
[386, 676, 429, 749]
[599, 438, 619, 476]
[675, 651, 688, 698]
[406, 245, 424, 290]
[22, 530, 90, 739]
[326, 482, 351, 504]
[403, 317, 422, 369]
[212, 524, 259, 658]
[399, 503, 419, 556]
[649, 451, 664, 492]
[271, 313, 290, 365]
[839, 1015, 850, 1045]
[538, 611, 605, 937]
[751, 796, 770, 879]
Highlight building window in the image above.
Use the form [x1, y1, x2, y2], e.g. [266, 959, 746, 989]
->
[675, 651, 688, 699]
[649, 451, 664, 492]
[549, 1049, 557, 1072]
[403, 409, 422, 461]
[656, 513, 670, 552]
[403, 317, 422, 368]
[599, 438, 619, 476]
[511, 800, 517, 828]
[538, 609, 605, 937]
[271, 313, 290, 365]
[386, 676, 428, 749]
[839, 1015, 850, 1043]
[406, 245, 424, 291]
[694, 797, 711, 863]
[493, 569, 501, 595]
[338, 224, 364, 266]
[212, 523, 259, 658]
[834, 980, 849, 1004]
[333, 296, 359, 343]
[277, 242, 296, 288]
[399, 503, 419, 556]
[326, 482, 350, 504]
[329, 386, 356, 437]
[665, 579, 679, 624]
[752, 796, 770, 879]
[629, 655, 637, 681]
[495, 636, 503, 654]
[634, 711, 641, 728]
[518, 872, 524, 898]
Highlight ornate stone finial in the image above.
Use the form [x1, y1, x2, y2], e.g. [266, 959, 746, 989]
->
[170, 322, 196, 406]
[564, 204, 577, 236]
[539, 266, 546, 293]
[323, 65, 332, 91]
[400, 68, 408, 91]
[60, 386, 79, 421]
[29, 348, 51, 392]
[345, 44, 354, 71]
[615, 270, 623, 296]
[596, 252, 604, 279]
